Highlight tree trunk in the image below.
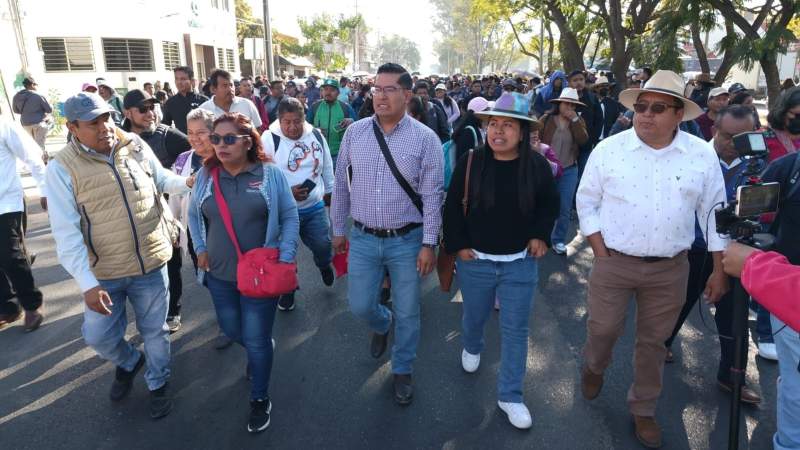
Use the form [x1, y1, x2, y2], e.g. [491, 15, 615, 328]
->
[546, 22, 555, 71]
[690, 21, 710, 74]
[761, 53, 782, 108]
[589, 35, 601, 68]
[546, 4, 585, 72]
[713, 19, 737, 84]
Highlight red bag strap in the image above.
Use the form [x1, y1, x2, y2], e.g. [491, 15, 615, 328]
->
[211, 167, 243, 257]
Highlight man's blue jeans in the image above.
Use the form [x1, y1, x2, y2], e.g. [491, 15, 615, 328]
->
[206, 273, 278, 400]
[298, 206, 333, 269]
[551, 165, 579, 246]
[772, 315, 800, 450]
[82, 265, 170, 391]
[753, 300, 775, 343]
[347, 226, 422, 375]
[456, 256, 538, 403]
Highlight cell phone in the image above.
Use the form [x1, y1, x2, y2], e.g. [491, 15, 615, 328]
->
[299, 178, 317, 192]
[734, 182, 780, 217]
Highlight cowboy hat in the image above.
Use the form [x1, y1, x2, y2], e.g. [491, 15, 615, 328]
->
[695, 73, 714, 85]
[474, 92, 536, 123]
[549, 87, 586, 107]
[591, 76, 615, 88]
[618, 70, 704, 121]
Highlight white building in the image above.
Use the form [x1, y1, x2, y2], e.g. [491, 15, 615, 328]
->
[0, 0, 239, 119]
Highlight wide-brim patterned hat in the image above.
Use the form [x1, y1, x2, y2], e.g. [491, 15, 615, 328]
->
[619, 70, 703, 121]
[474, 92, 536, 123]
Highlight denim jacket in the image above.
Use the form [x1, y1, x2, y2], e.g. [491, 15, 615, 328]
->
[188, 162, 300, 270]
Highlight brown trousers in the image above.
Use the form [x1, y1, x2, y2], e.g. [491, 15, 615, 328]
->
[583, 251, 690, 416]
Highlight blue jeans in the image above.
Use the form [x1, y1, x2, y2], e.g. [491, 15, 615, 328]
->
[298, 206, 333, 269]
[206, 273, 278, 400]
[456, 256, 539, 403]
[82, 265, 170, 391]
[347, 226, 422, 374]
[551, 165, 579, 245]
[772, 315, 800, 450]
[752, 300, 775, 343]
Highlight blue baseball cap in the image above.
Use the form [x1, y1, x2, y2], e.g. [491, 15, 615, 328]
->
[64, 92, 114, 122]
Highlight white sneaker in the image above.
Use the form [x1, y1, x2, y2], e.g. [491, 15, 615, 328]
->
[758, 342, 778, 361]
[498, 401, 533, 429]
[461, 349, 480, 373]
[553, 243, 567, 255]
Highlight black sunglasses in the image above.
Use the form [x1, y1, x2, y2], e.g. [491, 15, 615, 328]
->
[136, 103, 155, 114]
[632, 102, 680, 115]
[210, 134, 250, 145]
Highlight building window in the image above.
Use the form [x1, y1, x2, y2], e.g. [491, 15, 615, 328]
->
[226, 49, 235, 71]
[216, 47, 225, 69]
[162, 41, 181, 70]
[222, 0, 229, 10]
[210, 0, 219, 8]
[38, 37, 94, 72]
[102, 38, 154, 71]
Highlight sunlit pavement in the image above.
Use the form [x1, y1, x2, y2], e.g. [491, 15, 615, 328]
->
[1, 196, 777, 450]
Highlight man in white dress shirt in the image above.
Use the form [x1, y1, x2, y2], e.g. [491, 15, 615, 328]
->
[198, 69, 262, 128]
[576, 70, 729, 449]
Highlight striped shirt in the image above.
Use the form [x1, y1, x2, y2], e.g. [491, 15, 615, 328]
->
[331, 114, 444, 245]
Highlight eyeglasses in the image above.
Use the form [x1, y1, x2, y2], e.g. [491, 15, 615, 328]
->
[209, 134, 250, 145]
[632, 102, 680, 115]
[136, 104, 155, 114]
[371, 86, 403, 95]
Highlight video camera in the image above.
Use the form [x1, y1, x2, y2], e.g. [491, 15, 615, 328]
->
[715, 131, 779, 245]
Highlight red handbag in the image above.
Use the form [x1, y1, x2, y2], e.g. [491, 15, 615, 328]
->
[212, 167, 298, 298]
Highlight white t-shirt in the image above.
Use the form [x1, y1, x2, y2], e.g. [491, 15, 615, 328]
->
[199, 96, 262, 128]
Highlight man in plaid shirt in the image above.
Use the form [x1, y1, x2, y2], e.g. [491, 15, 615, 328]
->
[331, 63, 444, 406]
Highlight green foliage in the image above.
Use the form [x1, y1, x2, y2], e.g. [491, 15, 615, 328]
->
[296, 13, 366, 72]
[47, 89, 65, 137]
[377, 35, 421, 71]
[234, 0, 263, 59]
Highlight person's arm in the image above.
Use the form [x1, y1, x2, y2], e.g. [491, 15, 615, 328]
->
[272, 167, 300, 263]
[435, 105, 450, 142]
[346, 103, 358, 121]
[447, 104, 461, 124]
[576, 144, 609, 257]
[4, 121, 47, 196]
[165, 128, 192, 167]
[11, 93, 22, 114]
[45, 160, 99, 292]
[442, 152, 470, 253]
[700, 147, 730, 301]
[330, 126, 352, 237]
[161, 99, 173, 126]
[248, 100, 263, 128]
[39, 94, 53, 114]
[187, 172, 207, 255]
[571, 117, 590, 146]
[527, 153, 560, 247]
[139, 139, 190, 195]
[738, 249, 800, 332]
[419, 130, 445, 245]
[320, 133, 335, 195]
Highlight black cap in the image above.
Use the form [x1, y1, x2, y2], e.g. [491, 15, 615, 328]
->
[728, 82, 749, 94]
[23, 77, 36, 87]
[123, 89, 157, 109]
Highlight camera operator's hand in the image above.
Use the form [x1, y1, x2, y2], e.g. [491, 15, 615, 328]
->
[723, 242, 760, 278]
[704, 269, 730, 303]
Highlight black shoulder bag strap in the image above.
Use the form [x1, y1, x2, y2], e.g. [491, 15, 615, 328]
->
[786, 153, 800, 200]
[371, 121, 423, 215]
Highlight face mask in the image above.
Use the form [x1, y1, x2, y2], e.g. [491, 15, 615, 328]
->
[787, 116, 800, 134]
[598, 88, 609, 97]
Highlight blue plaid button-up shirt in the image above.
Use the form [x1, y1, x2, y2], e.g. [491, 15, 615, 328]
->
[332, 114, 444, 245]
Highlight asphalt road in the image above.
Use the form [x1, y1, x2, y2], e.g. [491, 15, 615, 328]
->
[0, 198, 779, 450]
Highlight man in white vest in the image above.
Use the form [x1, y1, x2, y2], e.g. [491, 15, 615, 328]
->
[45, 92, 193, 420]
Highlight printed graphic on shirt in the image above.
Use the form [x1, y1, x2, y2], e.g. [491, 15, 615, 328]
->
[287, 140, 322, 176]
[247, 180, 263, 194]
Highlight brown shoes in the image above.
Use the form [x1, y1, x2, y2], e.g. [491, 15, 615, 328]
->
[24, 309, 43, 332]
[581, 365, 604, 400]
[0, 310, 23, 329]
[633, 415, 662, 448]
[717, 381, 762, 405]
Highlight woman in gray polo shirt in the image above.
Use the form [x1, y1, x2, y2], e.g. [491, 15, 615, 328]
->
[188, 112, 299, 433]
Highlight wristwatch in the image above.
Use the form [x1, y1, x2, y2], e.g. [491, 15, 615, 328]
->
[422, 244, 438, 249]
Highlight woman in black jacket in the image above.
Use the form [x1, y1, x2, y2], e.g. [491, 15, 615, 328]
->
[443, 92, 559, 430]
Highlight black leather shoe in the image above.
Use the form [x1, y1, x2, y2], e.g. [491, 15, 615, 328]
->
[370, 327, 390, 359]
[149, 383, 173, 419]
[393, 374, 413, 405]
[320, 265, 335, 287]
[110, 352, 145, 401]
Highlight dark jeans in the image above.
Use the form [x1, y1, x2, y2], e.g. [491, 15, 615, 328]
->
[166, 246, 182, 317]
[205, 273, 278, 400]
[0, 212, 42, 315]
[663, 249, 747, 384]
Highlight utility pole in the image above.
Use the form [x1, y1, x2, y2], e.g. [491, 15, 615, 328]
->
[539, 18, 544, 75]
[353, 0, 359, 73]
[263, 0, 275, 79]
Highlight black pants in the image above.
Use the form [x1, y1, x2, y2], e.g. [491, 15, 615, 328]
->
[0, 212, 43, 315]
[167, 246, 182, 317]
[664, 249, 743, 383]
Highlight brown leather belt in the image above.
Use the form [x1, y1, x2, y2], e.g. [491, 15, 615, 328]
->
[607, 248, 686, 263]
[354, 221, 422, 238]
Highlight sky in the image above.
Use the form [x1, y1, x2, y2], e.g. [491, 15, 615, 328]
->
[246, 0, 438, 73]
